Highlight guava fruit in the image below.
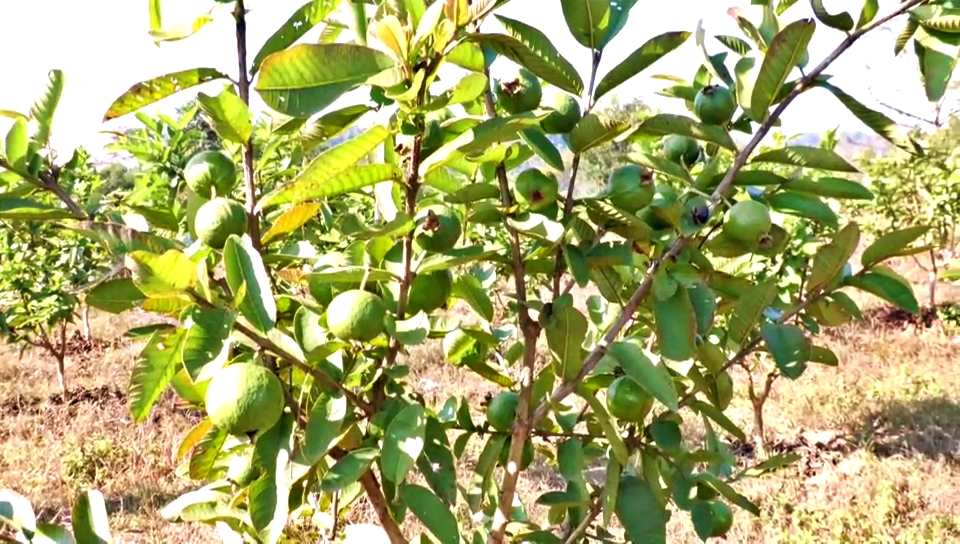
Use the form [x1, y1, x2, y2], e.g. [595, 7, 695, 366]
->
[204, 363, 285, 436]
[184, 189, 208, 240]
[694, 85, 737, 126]
[540, 92, 582, 134]
[194, 197, 247, 249]
[184, 150, 238, 199]
[606, 376, 654, 423]
[414, 205, 462, 253]
[226, 449, 260, 487]
[442, 329, 488, 366]
[326, 289, 387, 342]
[406, 270, 453, 315]
[486, 391, 520, 432]
[605, 164, 654, 213]
[663, 135, 701, 167]
[495, 66, 542, 114]
[695, 500, 734, 537]
[723, 200, 772, 244]
[684, 195, 712, 227]
[514, 168, 560, 211]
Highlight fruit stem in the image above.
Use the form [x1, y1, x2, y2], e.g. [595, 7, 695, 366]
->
[528, 0, 925, 429]
[232, 0, 262, 253]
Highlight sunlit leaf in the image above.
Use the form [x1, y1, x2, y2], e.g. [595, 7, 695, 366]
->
[400, 485, 459, 544]
[594, 31, 691, 101]
[469, 25, 584, 95]
[129, 329, 184, 423]
[632, 114, 737, 151]
[861, 225, 932, 268]
[125, 249, 197, 297]
[570, 113, 633, 153]
[252, 0, 340, 74]
[197, 85, 253, 144]
[807, 223, 859, 294]
[766, 191, 839, 228]
[71, 491, 112, 544]
[223, 235, 277, 333]
[28, 69, 64, 147]
[103, 68, 229, 121]
[810, 0, 853, 31]
[761, 323, 810, 379]
[750, 19, 815, 122]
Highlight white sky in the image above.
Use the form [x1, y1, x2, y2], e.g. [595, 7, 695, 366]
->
[0, 0, 949, 157]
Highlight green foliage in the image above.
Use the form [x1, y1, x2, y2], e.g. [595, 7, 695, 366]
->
[0, 0, 942, 542]
[0, 488, 114, 543]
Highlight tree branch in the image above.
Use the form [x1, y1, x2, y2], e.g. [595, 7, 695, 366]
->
[233, 0, 262, 252]
[0, 158, 86, 219]
[528, 0, 924, 431]
[483, 65, 542, 544]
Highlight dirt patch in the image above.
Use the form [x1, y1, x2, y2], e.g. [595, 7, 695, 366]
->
[730, 430, 854, 478]
[63, 329, 117, 360]
[0, 385, 126, 417]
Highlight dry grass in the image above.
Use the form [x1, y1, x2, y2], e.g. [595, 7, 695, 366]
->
[1, 258, 959, 542]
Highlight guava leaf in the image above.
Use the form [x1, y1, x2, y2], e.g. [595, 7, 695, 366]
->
[181, 306, 235, 380]
[605, 342, 679, 411]
[810, 345, 839, 366]
[0, 198, 76, 220]
[223, 235, 277, 333]
[466, 435, 506, 513]
[0, 489, 36, 536]
[261, 203, 322, 246]
[125, 249, 197, 298]
[300, 105, 373, 152]
[715, 34, 752, 55]
[569, 113, 633, 153]
[71, 491, 112, 544]
[321, 448, 379, 492]
[452, 275, 494, 322]
[381, 403, 427, 483]
[129, 328, 184, 423]
[766, 191, 839, 229]
[653, 286, 697, 361]
[197, 85, 253, 144]
[188, 425, 227, 480]
[417, 245, 505, 274]
[252, 0, 340, 74]
[399, 485, 459, 544]
[632, 114, 737, 151]
[28, 69, 64, 147]
[81, 278, 144, 314]
[811, 0, 853, 31]
[914, 26, 960, 102]
[861, 225, 932, 268]
[594, 31, 691, 101]
[257, 126, 397, 211]
[418, 115, 543, 176]
[910, 5, 960, 33]
[544, 294, 588, 381]
[103, 68, 229, 121]
[520, 128, 564, 171]
[616, 475, 667, 544]
[629, 152, 693, 184]
[250, 414, 295, 544]
[844, 272, 920, 314]
[751, 145, 858, 172]
[728, 280, 778, 344]
[689, 283, 717, 336]
[417, 418, 458, 505]
[689, 400, 746, 441]
[761, 323, 811, 379]
[815, 82, 921, 154]
[786, 176, 874, 200]
[857, 0, 879, 30]
[807, 223, 859, 294]
[696, 472, 761, 516]
[255, 43, 402, 118]
[477, 15, 583, 95]
[446, 42, 486, 72]
[389, 312, 430, 345]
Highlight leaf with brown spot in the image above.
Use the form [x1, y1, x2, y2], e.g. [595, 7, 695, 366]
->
[103, 68, 230, 121]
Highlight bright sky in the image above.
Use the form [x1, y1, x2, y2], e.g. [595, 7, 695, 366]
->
[0, 0, 948, 158]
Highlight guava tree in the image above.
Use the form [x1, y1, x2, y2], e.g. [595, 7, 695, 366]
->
[0, 72, 112, 393]
[4, 0, 951, 542]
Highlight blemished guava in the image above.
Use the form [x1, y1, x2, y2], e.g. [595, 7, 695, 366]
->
[723, 200, 772, 244]
[605, 164, 654, 213]
[194, 197, 247, 249]
[442, 329, 488, 366]
[694, 85, 737, 126]
[495, 66, 542, 114]
[486, 391, 520, 432]
[605, 376, 654, 423]
[413, 205, 462, 253]
[684, 195, 712, 226]
[204, 363, 285, 436]
[406, 270, 453, 315]
[663, 135, 701, 167]
[515, 168, 560, 211]
[540, 92, 582, 134]
[326, 289, 387, 342]
[184, 150, 238, 199]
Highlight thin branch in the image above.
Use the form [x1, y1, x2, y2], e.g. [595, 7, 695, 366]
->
[0, 158, 86, 218]
[528, 0, 924, 430]
[483, 64, 542, 544]
[563, 495, 604, 544]
[233, 0, 262, 252]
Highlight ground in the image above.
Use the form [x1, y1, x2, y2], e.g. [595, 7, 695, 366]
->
[1, 258, 958, 543]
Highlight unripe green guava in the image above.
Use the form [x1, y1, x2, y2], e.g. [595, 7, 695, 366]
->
[413, 205, 462, 253]
[194, 197, 247, 249]
[326, 289, 387, 342]
[540, 93, 582, 134]
[605, 164, 654, 213]
[694, 85, 737, 126]
[184, 150, 238, 199]
[406, 270, 453, 315]
[486, 391, 520, 432]
[515, 168, 560, 211]
[663, 135, 701, 167]
[495, 66, 542, 114]
[723, 200, 772, 244]
[204, 363, 285, 436]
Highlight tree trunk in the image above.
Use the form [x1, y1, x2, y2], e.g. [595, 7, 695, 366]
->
[929, 249, 939, 310]
[81, 303, 91, 341]
[57, 322, 67, 395]
[752, 400, 767, 459]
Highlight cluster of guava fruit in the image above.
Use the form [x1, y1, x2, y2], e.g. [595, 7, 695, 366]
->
[184, 150, 246, 250]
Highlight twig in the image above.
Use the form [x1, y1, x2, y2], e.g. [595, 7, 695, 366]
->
[528, 0, 925, 431]
[563, 494, 604, 544]
[0, 158, 86, 219]
[233, 0, 262, 252]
